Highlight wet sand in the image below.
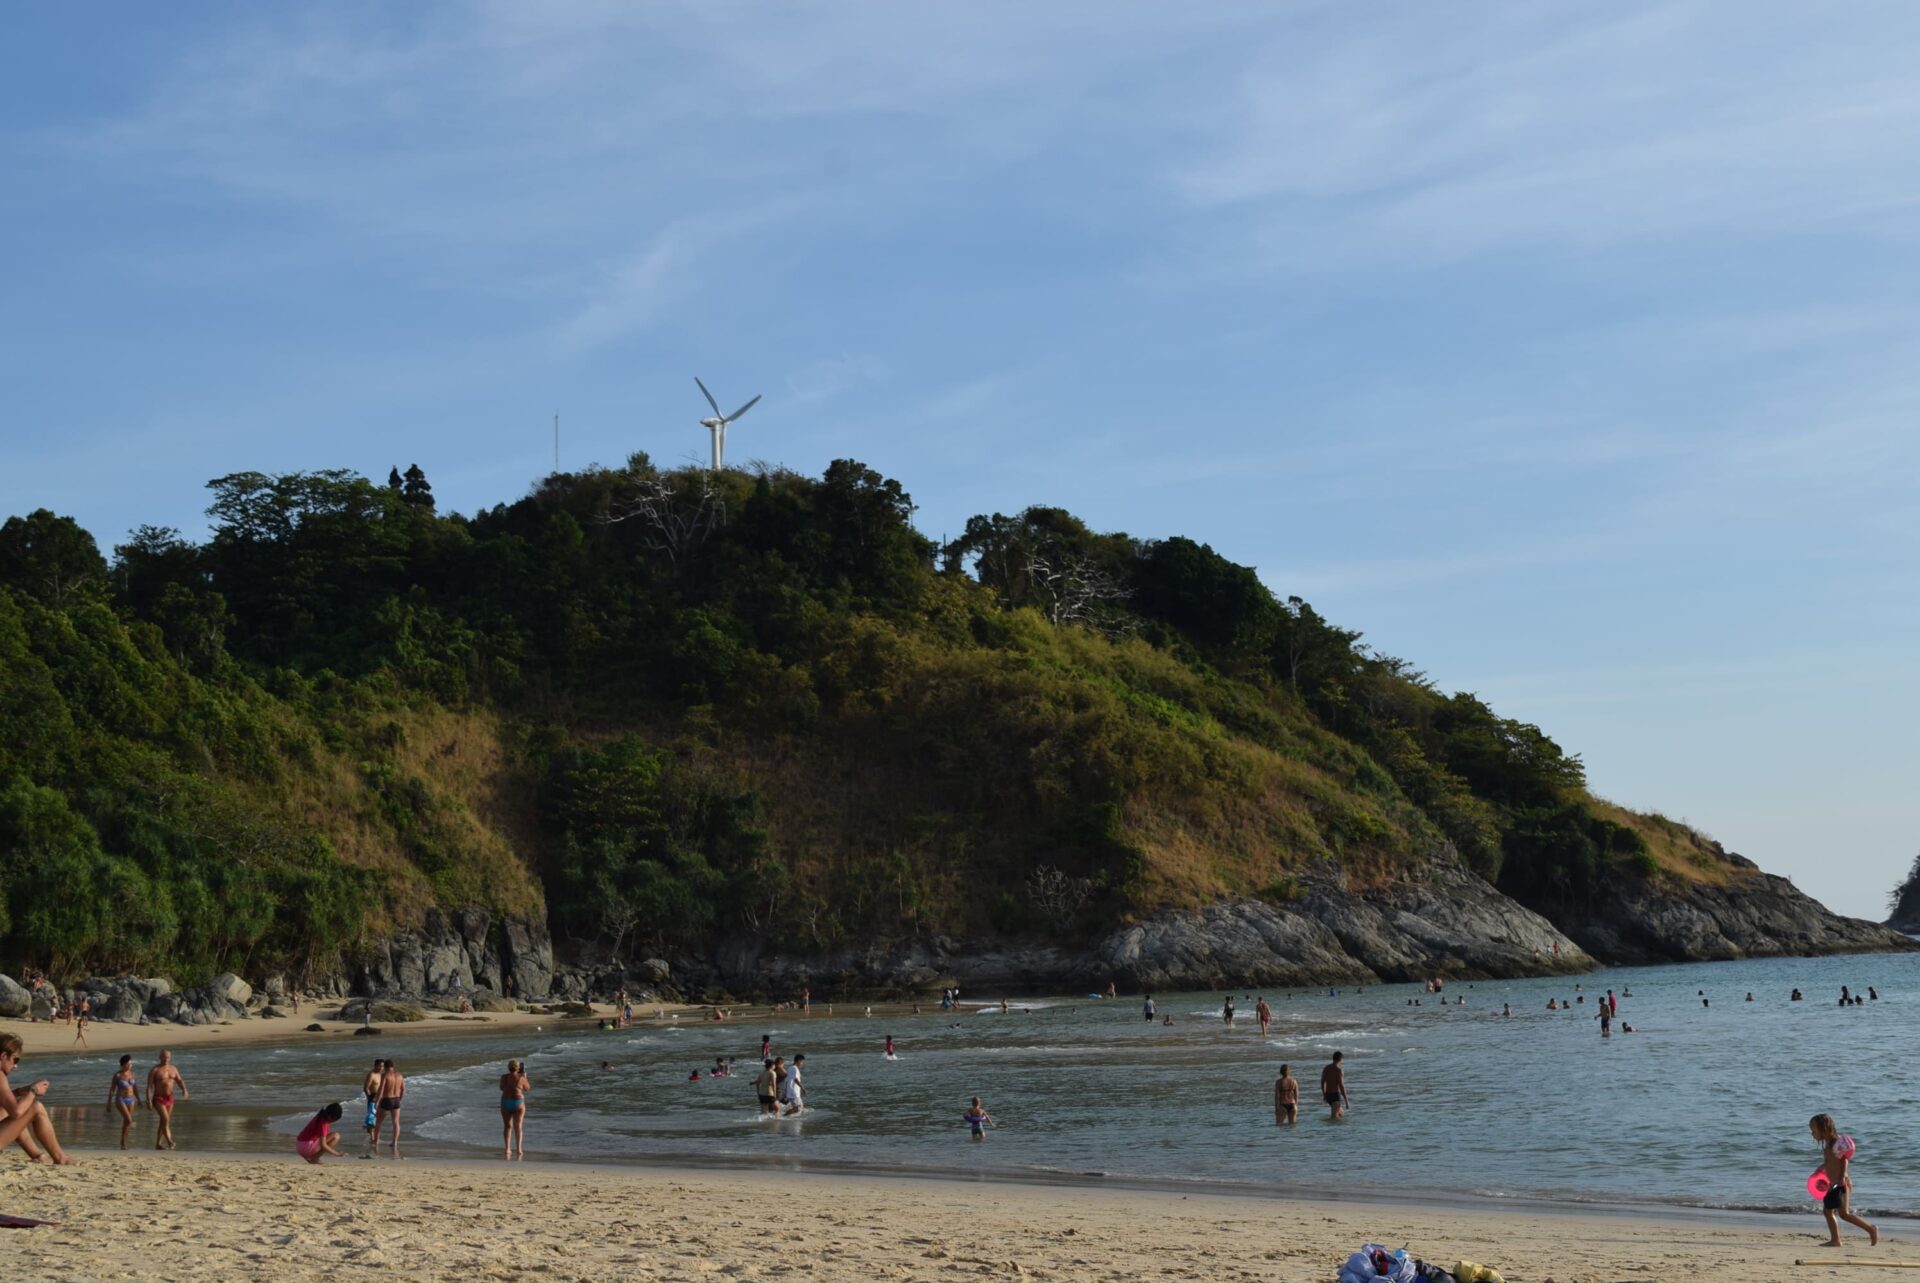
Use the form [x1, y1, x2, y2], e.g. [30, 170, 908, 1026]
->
[0, 1151, 1902, 1283]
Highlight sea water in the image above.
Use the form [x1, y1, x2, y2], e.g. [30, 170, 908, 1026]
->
[32, 951, 1920, 1216]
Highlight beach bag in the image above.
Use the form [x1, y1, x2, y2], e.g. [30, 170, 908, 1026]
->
[1341, 1246, 1416, 1283]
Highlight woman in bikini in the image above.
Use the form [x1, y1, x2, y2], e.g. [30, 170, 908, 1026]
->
[499, 1059, 529, 1160]
[105, 1055, 142, 1149]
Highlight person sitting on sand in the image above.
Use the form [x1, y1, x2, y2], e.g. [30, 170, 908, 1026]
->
[500, 1059, 529, 1160]
[296, 1103, 345, 1164]
[106, 1055, 142, 1149]
[0, 1034, 73, 1164]
[147, 1050, 189, 1151]
[964, 1096, 996, 1141]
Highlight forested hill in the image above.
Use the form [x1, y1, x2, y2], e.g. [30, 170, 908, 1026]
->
[0, 457, 1896, 986]
[1889, 856, 1920, 933]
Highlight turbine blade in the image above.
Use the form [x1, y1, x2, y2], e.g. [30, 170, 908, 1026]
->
[726, 394, 761, 422]
[694, 377, 721, 417]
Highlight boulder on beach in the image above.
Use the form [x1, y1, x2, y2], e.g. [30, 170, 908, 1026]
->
[0, 975, 30, 1019]
[209, 973, 253, 1006]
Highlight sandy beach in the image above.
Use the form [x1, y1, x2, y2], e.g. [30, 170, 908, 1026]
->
[0, 1152, 1903, 1283]
[0, 1003, 719, 1058]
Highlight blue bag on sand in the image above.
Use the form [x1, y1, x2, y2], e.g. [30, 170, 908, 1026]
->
[1340, 1245, 1416, 1283]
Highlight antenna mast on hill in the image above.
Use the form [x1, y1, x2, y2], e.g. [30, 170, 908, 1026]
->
[694, 377, 762, 470]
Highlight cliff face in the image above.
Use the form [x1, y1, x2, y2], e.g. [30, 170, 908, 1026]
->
[1556, 867, 1916, 965]
[639, 857, 1594, 997]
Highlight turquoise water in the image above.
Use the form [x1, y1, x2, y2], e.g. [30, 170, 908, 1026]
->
[32, 951, 1920, 1216]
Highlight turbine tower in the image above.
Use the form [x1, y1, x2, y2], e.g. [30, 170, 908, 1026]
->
[694, 377, 761, 470]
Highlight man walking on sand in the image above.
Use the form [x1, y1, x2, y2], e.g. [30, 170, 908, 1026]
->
[1320, 1051, 1349, 1120]
[376, 1060, 406, 1156]
[147, 1050, 189, 1150]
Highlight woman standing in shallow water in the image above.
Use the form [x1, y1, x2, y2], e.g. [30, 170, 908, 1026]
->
[106, 1055, 141, 1148]
[499, 1059, 530, 1160]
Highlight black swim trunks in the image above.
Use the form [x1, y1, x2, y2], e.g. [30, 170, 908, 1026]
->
[1824, 1184, 1846, 1211]
[1323, 1090, 1342, 1106]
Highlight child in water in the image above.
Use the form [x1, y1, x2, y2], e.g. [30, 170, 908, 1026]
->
[964, 1096, 996, 1141]
[885, 1035, 896, 1059]
[1810, 1114, 1878, 1246]
[296, 1103, 344, 1164]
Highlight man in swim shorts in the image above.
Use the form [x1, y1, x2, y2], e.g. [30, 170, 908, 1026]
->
[361, 1059, 385, 1155]
[376, 1060, 406, 1157]
[1273, 1064, 1298, 1125]
[755, 1058, 778, 1116]
[1255, 996, 1272, 1037]
[146, 1050, 189, 1150]
[1319, 1051, 1348, 1119]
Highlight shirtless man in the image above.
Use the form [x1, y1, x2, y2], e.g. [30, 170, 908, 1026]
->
[376, 1060, 406, 1156]
[145, 1049, 189, 1150]
[0, 1034, 74, 1163]
[1273, 1064, 1298, 1125]
[361, 1059, 385, 1156]
[1255, 996, 1272, 1037]
[1319, 1051, 1349, 1120]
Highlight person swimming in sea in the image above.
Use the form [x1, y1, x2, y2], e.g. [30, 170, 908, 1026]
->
[964, 1096, 996, 1141]
[885, 1035, 896, 1059]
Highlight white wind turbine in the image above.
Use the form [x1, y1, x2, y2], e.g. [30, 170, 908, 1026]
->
[694, 377, 761, 470]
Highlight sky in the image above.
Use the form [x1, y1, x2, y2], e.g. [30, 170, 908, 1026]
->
[2, 3, 1916, 921]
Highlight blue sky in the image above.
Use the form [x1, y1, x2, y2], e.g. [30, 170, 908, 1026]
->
[3, 3, 1916, 921]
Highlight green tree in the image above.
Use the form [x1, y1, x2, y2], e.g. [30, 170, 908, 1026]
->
[0, 510, 107, 606]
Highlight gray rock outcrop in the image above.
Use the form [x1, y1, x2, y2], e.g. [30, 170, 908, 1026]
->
[0, 974, 29, 1019]
[355, 911, 552, 1001]
[1561, 869, 1918, 964]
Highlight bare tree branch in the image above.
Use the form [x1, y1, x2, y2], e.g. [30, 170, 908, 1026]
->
[603, 473, 725, 566]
